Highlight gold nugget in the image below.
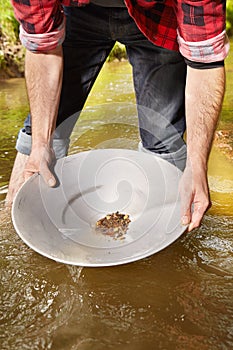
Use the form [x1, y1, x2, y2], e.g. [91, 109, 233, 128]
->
[95, 211, 131, 240]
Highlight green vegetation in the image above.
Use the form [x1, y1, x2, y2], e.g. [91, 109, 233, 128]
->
[0, 0, 24, 77]
[227, 0, 233, 36]
[0, 0, 19, 40]
[107, 42, 127, 62]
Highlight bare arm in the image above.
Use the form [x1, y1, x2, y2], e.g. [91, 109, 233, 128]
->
[180, 65, 225, 231]
[24, 46, 63, 186]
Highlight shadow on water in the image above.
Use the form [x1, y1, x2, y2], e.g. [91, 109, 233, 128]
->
[0, 52, 233, 349]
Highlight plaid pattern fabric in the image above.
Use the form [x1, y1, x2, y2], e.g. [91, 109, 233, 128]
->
[11, 0, 66, 51]
[178, 30, 230, 63]
[11, 0, 64, 34]
[177, 0, 226, 42]
[125, 0, 179, 51]
[176, 0, 229, 62]
[11, 0, 228, 61]
[125, 0, 228, 61]
[19, 20, 66, 52]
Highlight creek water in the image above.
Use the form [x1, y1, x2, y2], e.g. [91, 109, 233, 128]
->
[0, 51, 233, 349]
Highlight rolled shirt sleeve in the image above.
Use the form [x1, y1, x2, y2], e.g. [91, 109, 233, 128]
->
[176, 0, 230, 63]
[19, 19, 66, 52]
[11, 0, 66, 52]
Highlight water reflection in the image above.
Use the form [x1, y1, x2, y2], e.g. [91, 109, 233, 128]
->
[0, 56, 233, 349]
[0, 208, 83, 349]
[1, 200, 233, 349]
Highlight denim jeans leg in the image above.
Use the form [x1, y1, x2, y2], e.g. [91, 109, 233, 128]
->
[106, 7, 187, 169]
[125, 38, 187, 169]
[16, 4, 115, 158]
[16, 5, 187, 170]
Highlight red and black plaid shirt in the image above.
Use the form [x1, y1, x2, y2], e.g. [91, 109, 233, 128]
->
[11, 0, 228, 62]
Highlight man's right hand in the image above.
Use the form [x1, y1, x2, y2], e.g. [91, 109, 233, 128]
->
[5, 145, 56, 207]
[24, 144, 57, 187]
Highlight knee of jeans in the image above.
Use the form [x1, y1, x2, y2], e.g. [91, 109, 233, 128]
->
[16, 128, 70, 159]
[138, 141, 187, 172]
[16, 129, 32, 155]
[53, 138, 70, 158]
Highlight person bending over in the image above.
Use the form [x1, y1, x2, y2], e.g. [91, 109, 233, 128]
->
[8, 0, 229, 232]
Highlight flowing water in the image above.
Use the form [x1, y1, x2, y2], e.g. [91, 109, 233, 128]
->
[0, 49, 233, 349]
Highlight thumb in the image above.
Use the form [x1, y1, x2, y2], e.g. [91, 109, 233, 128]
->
[24, 163, 56, 187]
[39, 166, 57, 187]
[180, 192, 193, 227]
[38, 146, 57, 187]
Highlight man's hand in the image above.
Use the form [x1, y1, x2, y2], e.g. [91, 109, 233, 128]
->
[24, 46, 63, 185]
[5, 145, 56, 207]
[5, 153, 28, 207]
[181, 66, 225, 231]
[179, 159, 211, 232]
[24, 144, 57, 187]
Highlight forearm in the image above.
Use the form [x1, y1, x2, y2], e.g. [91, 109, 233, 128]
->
[10, 0, 65, 188]
[185, 66, 225, 168]
[180, 66, 226, 231]
[25, 46, 63, 149]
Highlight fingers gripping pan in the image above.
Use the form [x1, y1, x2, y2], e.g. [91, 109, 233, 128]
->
[12, 149, 187, 266]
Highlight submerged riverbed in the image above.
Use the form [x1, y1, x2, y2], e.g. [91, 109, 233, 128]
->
[0, 51, 233, 349]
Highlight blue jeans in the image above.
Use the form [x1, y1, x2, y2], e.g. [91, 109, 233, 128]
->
[16, 4, 187, 169]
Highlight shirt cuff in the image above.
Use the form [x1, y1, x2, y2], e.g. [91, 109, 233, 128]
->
[19, 18, 66, 53]
[177, 30, 230, 63]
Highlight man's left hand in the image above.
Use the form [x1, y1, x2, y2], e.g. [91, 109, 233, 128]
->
[179, 161, 211, 232]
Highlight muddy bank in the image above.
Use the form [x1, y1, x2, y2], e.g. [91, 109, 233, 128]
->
[214, 129, 233, 161]
[0, 37, 127, 79]
[0, 33, 25, 79]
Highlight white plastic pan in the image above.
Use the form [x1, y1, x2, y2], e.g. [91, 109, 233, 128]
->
[12, 149, 187, 266]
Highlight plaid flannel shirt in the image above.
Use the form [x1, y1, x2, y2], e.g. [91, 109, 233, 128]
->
[11, 0, 229, 63]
